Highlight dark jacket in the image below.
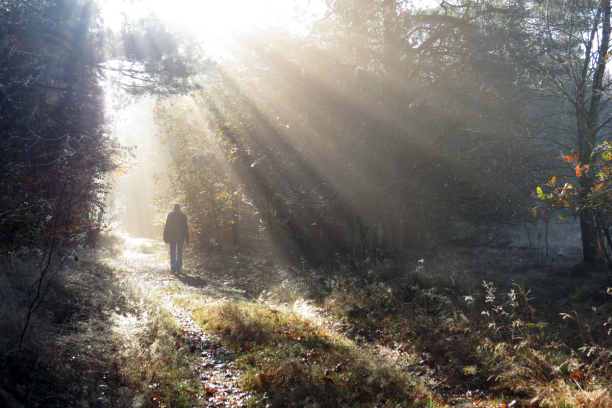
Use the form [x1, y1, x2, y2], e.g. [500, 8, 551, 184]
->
[163, 210, 189, 244]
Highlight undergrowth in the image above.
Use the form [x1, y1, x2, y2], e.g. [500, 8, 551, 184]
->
[0, 238, 203, 408]
[176, 247, 612, 407]
[5, 237, 611, 408]
[318, 253, 612, 408]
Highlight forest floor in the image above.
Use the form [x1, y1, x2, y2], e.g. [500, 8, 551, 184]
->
[44, 234, 612, 408]
[67, 236, 504, 407]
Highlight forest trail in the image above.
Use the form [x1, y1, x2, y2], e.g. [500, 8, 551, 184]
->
[92, 236, 505, 408]
[100, 237, 255, 407]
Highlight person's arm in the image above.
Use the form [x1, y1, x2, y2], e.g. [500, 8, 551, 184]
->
[163, 214, 170, 243]
[184, 214, 189, 245]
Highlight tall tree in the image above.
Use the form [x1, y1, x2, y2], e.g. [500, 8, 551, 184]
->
[0, 0, 207, 255]
[509, 0, 612, 263]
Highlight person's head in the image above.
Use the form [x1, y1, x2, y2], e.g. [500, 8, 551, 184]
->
[174, 203, 181, 211]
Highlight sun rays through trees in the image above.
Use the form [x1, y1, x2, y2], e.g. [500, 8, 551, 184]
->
[4, 0, 612, 406]
[154, 0, 556, 268]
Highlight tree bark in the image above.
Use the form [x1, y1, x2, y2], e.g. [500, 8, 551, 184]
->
[577, 1, 610, 264]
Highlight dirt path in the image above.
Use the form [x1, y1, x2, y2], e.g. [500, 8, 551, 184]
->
[102, 237, 501, 408]
[99, 237, 258, 407]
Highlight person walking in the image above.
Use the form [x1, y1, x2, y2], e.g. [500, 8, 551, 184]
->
[163, 203, 189, 273]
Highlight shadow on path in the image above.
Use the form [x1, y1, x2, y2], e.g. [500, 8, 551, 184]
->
[174, 272, 208, 288]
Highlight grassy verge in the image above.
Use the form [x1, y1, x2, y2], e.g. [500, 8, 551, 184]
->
[173, 294, 439, 407]
[0, 241, 204, 408]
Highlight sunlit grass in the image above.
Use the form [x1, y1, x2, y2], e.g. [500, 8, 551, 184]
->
[320, 251, 612, 408]
[0, 235, 208, 408]
[58, 259, 204, 408]
[173, 297, 433, 407]
[13, 232, 608, 407]
[183, 246, 612, 406]
[147, 238, 612, 407]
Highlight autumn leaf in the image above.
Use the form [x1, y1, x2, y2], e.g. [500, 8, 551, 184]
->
[569, 370, 584, 379]
[547, 176, 556, 186]
[575, 165, 582, 178]
[241, 344, 253, 352]
[285, 333, 302, 341]
[562, 155, 575, 162]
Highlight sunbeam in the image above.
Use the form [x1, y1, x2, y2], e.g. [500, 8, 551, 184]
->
[100, 0, 325, 59]
[3, 1, 612, 407]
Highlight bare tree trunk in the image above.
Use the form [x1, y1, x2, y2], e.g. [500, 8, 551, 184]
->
[577, 2, 610, 264]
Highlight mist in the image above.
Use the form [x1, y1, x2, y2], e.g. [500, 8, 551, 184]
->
[110, 98, 170, 239]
